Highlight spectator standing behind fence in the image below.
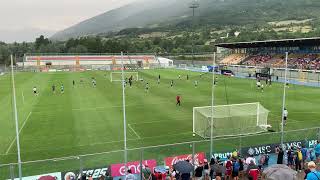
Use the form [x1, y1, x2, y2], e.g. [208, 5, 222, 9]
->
[203, 159, 210, 180]
[232, 158, 240, 180]
[142, 165, 152, 180]
[287, 147, 294, 169]
[126, 169, 137, 180]
[225, 156, 233, 180]
[302, 145, 308, 169]
[306, 161, 320, 180]
[194, 162, 204, 180]
[315, 140, 320, 163]
[295, 148, 303, 172]
[277, 147, 284, 164]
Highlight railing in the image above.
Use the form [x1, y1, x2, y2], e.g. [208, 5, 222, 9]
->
[1, 127, 319, 179]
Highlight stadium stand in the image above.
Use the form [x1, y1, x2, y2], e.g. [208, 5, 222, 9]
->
[220, 54, 246, 64]
[241, 54, 320, 70]
[216, 37, 320, 70]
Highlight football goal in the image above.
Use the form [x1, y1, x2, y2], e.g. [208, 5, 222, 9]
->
[179, 64, 187, 69]
[110, 71, 139, 82]
[193, 102, 270, 138]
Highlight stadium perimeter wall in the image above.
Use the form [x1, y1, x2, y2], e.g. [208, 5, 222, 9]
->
[228, 65, 320, 83]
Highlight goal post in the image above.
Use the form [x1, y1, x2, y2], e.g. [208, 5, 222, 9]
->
[110, 71, 139, 82]
[179, 64, 187, 69]
[193, 102, 270, 138]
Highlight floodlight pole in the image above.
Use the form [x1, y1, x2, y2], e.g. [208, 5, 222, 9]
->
[11, 55, 23, 180]
[189, 1, 199, 66]
[210, 52, 216, 157]
[121, 52, 128, 178]
[280, 52, 288, 147]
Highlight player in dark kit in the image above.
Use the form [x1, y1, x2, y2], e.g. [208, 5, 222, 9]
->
[61, 84, 64, 94]
[52, 85, 56, 93]
[176, 95, 181, 106]
[129, 77, 132, 87]
[73, 80, 75, 86]
[170, 80, 174, 88]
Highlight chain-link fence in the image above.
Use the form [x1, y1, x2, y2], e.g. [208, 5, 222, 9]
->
[1, 127, 319, 179]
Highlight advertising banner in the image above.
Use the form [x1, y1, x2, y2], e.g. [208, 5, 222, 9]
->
[164, 152, 206, 168]
[110, 159, 157, 177]
[242, 139, 317, 156]
[9, 172, 61, 180]
[61, 167, 108, 180]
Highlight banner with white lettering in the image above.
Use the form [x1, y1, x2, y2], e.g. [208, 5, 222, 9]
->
[164, 152, 206, 168]
[110, 159, 157, 177]
[242, 139, 317, 156]
[61, 167, 109, 180]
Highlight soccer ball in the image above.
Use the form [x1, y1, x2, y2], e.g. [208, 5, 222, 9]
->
[193, 133, 196, 137]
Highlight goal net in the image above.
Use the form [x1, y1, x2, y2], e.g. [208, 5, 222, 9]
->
[110, 72, 139, 82]
[193, 102, 269, 138]
[179, 64, 187, 69]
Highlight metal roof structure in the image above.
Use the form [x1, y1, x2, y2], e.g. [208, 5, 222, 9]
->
[215, 37, 320, 49]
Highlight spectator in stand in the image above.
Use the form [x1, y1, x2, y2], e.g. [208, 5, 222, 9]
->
[81, 174, 87, 180]
[214, 160, 224, 180]
[203, 159, 210, 180]
[209, 158, 216, 179]
[315, 140, 320, 163]
[142, 165, 152, 180]
[232, 158, 240, 180]
[287, 147, 294, 169]
[238, 158, 244, 179]
[246, 160, 259, 177]
[295, 148, 303, 172]
[170, 168, 180, 180]
[104, 172, 113, 180]
[245, 155, 256, 165]
[277, 147, 284, 164]
[225, 156, 233, 180]
[302, 145, 308, 169]
[194, 161, 204, 180]
[306, 161, 320, 180]
[126, 169, 137, 180]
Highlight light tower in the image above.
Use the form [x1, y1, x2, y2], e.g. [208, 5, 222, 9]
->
[189, 0, 199, 66]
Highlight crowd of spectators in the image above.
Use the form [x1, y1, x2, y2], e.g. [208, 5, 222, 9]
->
[243, 55, 272, 66]
[72, 140, 320, 180]
[242, 54, 320, 70]
[137, 140, 320, 180]
[288, 54, 320, 70]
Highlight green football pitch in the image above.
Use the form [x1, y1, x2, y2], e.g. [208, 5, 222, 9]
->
[0, 69, 319, 177]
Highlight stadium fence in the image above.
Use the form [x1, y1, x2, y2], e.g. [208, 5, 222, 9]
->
[227, 65, 320, 85]
[1, 127, 319, 179]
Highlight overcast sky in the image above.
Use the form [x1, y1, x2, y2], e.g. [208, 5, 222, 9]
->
[0, 0, 136, 43]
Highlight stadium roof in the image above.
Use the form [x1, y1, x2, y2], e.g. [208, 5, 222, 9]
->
[215, 37, 320, 49]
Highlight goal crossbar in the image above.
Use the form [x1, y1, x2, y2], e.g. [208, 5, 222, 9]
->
[110, 72, 139, 82]
[193, 102, 270, 138]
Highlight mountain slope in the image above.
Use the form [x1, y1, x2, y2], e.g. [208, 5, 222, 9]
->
[51, 0, 320, 41]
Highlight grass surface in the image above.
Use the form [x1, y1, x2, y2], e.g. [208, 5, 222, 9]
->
[0, 69, 319, 177]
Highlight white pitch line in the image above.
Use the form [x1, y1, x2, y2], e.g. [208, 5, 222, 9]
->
[5, 112, 32, 155]
[128, 124, 141, 139]
[130, 118, 189, 125]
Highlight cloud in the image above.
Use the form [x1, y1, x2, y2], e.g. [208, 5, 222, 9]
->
[0, 0, 136, 42]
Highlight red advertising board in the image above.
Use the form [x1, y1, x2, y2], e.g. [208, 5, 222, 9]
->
[110, 159, 157, 177]
[164, 152, 206, 168]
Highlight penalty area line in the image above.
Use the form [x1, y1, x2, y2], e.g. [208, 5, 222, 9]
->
[5, 112, 32, 155]
[128, 124, 141, 139]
